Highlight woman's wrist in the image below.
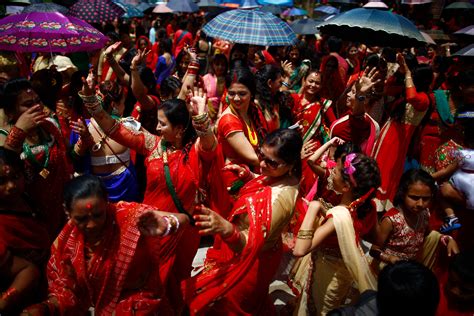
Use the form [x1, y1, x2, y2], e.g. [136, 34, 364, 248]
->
[5, 126, 27, 149]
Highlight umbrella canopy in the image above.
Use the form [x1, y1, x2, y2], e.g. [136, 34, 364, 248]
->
[69, 0, 125, 24]
[240, 0, 260, 8]
[137, 2, 154, 12]
[259, 5, 283, 14]
[23, 3, 69, 14]
[166, 0, 199, 13]
[445, 2, 474, 9]
[112, 0, 144, 18]
[401, 0, 432, 4]
[318, 8, 425, 47]
[0, 12, 108, 52]
[314, 5, 340, 15]
[198, 0, 220, 8]
[290, 18, 320, 35]
[282, 7, 308, 16]
[452, 43, 474, 57]
[363, 1, 389, 9]
[454, 25, 474, 36]
[153, 3, 173, 13]
[420, 30, 436, 44]
[203, 9, 297, 46]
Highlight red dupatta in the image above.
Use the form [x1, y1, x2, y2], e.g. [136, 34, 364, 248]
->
[183, 176, 278, 315]
[47, 202, 166, 315]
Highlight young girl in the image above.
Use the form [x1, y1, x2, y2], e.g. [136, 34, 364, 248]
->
[370, 169, 459, 271]
[293, 153, 381, 315]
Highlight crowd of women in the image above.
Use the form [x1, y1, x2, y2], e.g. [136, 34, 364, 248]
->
[0, 7, 473, 316]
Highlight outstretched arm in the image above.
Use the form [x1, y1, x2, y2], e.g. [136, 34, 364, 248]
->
[130, 48, 157, 111]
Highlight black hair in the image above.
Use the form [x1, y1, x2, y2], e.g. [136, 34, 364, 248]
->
[334, 142, 361, 161]
[340, 153, 381, 200]
[255, 64, 282, 112]
[377, 260, 440, 316]
[158, 38, 172, 55]
[161, 99, 197, 156]
[403, 53, 419, 72]
[264, 128, 303, 180]
[63, 175, 108, 210]
[137, 66, 157, 95]
[229, 43, 249, 63]
[106, 31, 120, 43]
[160, 76, 182, 100]
[2, 78, 33, 117]
[327, 36, 343, 53]
[413, 64, 434, 93]
[99, 80, 122, 113]
[226, 66, 256, 97]
[229, 59, 249, 72]
[178, 19, 189, 31]
[0, 146, 24, 173]
[393, 169, 436, 207]
[30, 68, 63, 111]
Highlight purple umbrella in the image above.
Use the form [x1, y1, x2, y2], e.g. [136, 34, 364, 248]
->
[0, 12, 108, 53]
[69, 0, 125, 24]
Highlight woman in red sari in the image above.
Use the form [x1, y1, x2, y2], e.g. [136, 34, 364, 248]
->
[183, 129, 302, 315]
[80, 72, 217, 313]
[0, 78, 73, 240]
[21, 174, 190, 316]
[289, 70, 336, 195]
[371, 54, 431, 212]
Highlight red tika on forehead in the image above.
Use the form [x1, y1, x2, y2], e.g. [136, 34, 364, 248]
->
[232, 72, 238, 84]
[86, 203, 93, 210]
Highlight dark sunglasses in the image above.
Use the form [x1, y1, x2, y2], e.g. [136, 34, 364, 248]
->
[257, 148, 286, 169]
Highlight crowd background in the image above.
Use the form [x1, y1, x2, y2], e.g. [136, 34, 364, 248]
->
[0, 0, 473, 315]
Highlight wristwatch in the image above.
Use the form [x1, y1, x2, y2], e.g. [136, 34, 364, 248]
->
[356, 95, 367, 102]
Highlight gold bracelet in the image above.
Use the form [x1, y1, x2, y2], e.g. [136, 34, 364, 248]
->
[297, 229, 315, 239]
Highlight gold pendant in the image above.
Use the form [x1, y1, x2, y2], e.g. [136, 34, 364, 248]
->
[39, 168, 50, 179]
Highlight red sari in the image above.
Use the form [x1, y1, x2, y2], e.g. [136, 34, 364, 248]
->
[21, 118, 72, 240]
[109, 122, 214, 310]
[183, 176, 290, 316]
[47, 202, 173, 315]
[371, 87, 430, 211]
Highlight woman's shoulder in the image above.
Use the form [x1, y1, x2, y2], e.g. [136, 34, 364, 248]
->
[217, 112, 243, 134]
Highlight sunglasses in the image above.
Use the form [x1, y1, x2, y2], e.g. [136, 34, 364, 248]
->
[257, 148, 286, 170]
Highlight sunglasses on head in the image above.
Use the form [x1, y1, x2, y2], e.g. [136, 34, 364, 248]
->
[257, 148, 286, 169]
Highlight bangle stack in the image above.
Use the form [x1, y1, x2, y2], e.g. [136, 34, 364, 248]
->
[380, 252, 390, 262]
[78, 93, 104, 116]
[192, 113, 212, 137]
[297, 229, 314, 239]
[223, 224, 241, 244]
[282, 81, 290, 88]
[162, 214, 180, 237]
[187, 60, 200, 76]
[5, 126, 27, 149]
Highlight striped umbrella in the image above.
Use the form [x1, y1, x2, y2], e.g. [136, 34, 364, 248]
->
[454, 25, 474, 36]
[69, 0, 125, 24]
[166, 0, 199, 13]
[203, 9, 297, 46]
[290, 18, 321, 35]
[314, 5, 340, 15]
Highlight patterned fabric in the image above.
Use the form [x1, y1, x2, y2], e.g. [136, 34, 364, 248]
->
[382, 207, 429, 260]
[68, 0, 125, 24]
[435, 140, 463, 171]
[203, 9, 297, 46]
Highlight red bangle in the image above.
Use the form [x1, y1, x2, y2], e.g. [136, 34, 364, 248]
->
[223, 225, 241, 244]
[1, 287, 18, 302]
[5, 126, 27, 149]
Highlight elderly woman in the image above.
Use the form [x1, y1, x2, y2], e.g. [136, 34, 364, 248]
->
[21, 175, 190, 315]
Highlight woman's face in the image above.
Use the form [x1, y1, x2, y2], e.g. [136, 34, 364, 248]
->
[258, 144, 291, 178]
[331, 158, 349, 193]
[0, 163, 25, 202]
[14, 89, 43, 120]
[346, 84, 357, 110]
[179, 54, 191, 75]
[268, 74, 283, 96]
[156, 109, 182, 143]
[303, 72, 322, 96]
[69, 195, 107, 242]
[227, 83, 252, 111]
[348, 46, 358, 58]
[402, 181, 432, 214]
[254, 53, 264, 70]
[213, 59, 226, 77]
[289, 48, 300, 64]
[138, 39, 148, 51]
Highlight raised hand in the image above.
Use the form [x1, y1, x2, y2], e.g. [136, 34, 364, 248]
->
[104, 41, 122, 57]
[15, 105, 48, 133]
[137, 211, 168, 236]
[131, 48, 149, 69]
[396, 53, 409, 74]
[355, 67, 381, 96]
[188, 86, 208, 116]
[281, 60, 293, 77]
[80, 70, 96, 97]
[301, 139, 318, 160]
[70, 119, 91, 139]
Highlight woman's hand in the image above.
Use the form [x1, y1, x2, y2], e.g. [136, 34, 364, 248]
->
[281, 60, 293, 78]
[131, 48, 149, 69]
[15, 105, 48, 133]
[70, 119, 91, 139]
[301, 139, 318, 160]
[396, 53, 409, 74]
[104, 41, 122, 58]
[222, 164, 253, 182]
[355, 67, 380, 96]
[137, 211, 169, 236]
[193, 205, 234, 237]
[80, 70, 96, 97]
[55, 99, 71, 120]
[185, 45, 198, 62]
[188, 86, 208, 116]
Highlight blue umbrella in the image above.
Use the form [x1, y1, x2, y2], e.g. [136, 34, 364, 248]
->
[282, 7, 308, 16]
[259, 5, 284, 14]
[137, 2, 154, 12]
[453, 43, 474, 57]
[290, 18, 321, 35]
[23, 3, 69, 14]
[318, 8, 425, 47]
[166, 0, 199, 13]
[113, 0, 144, 18]
[314, 5, 340, 15]
[198, 0, 220, 8]
[203, 9, 297, 46]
